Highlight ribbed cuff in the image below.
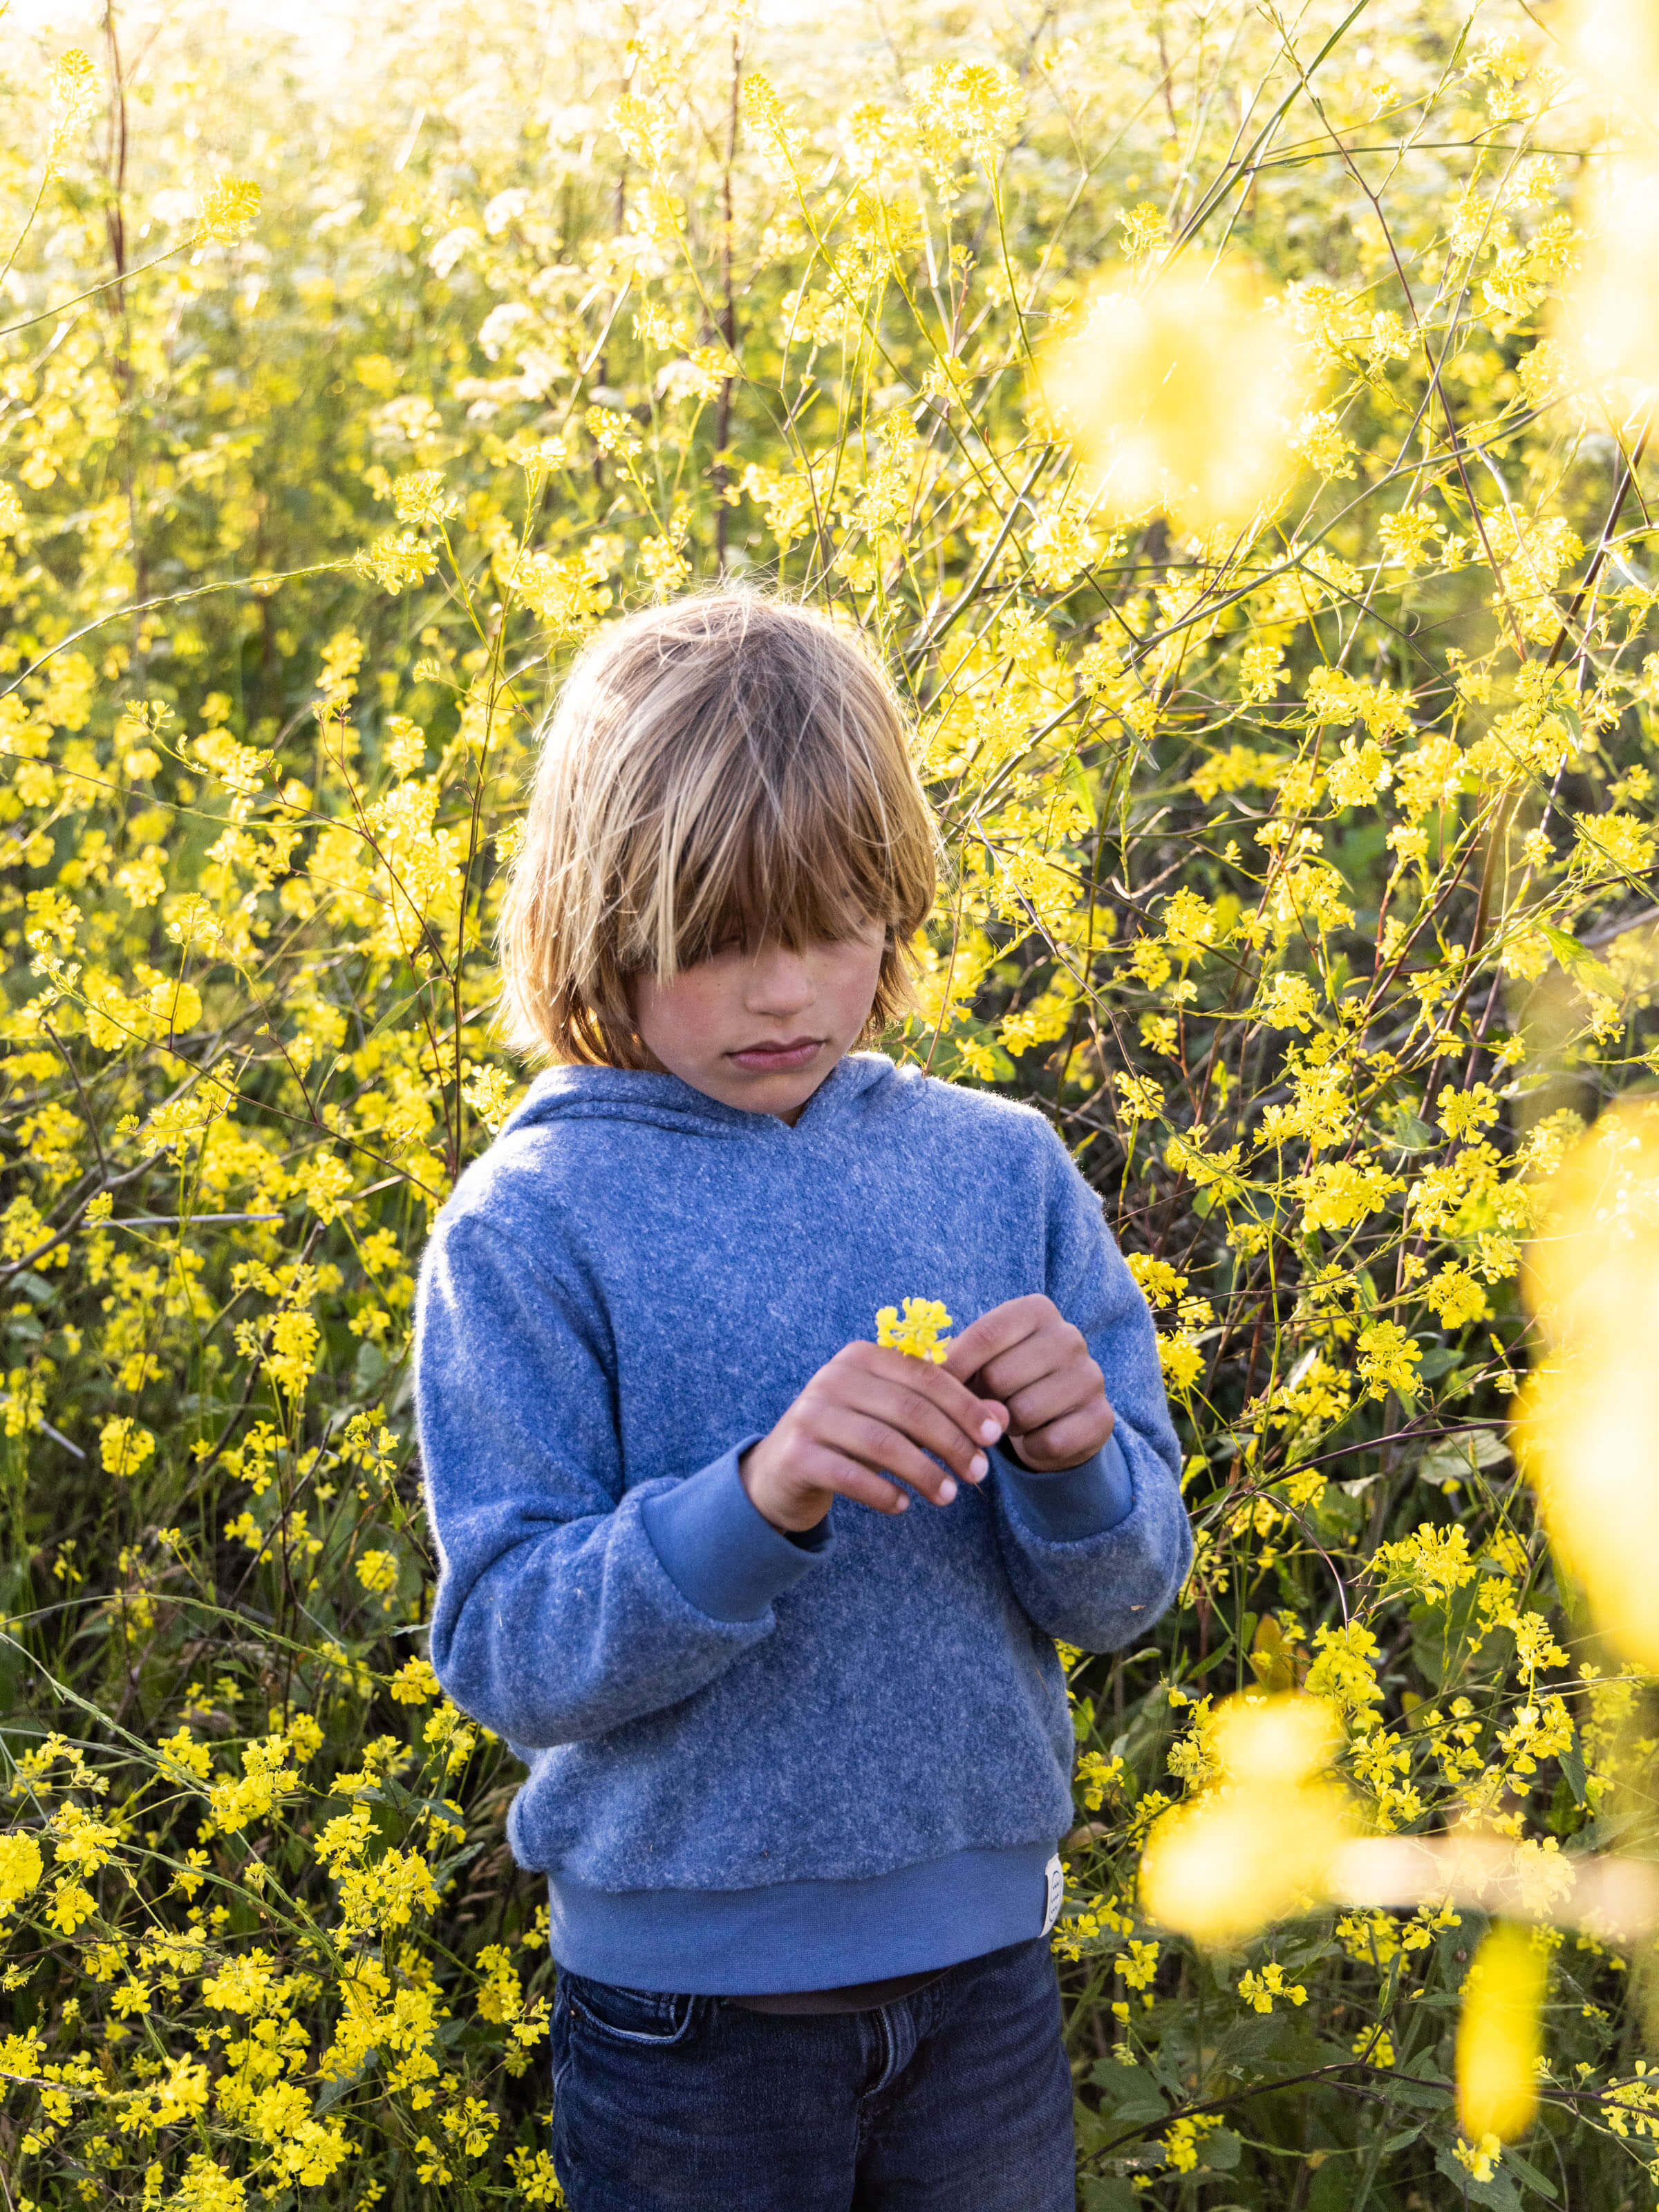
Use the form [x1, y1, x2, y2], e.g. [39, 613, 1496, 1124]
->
[995, 1430, 1134, 1544]
[641, 1441, 834, 1623]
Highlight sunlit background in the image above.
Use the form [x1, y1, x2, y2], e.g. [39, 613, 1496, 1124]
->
[2, 0, 1659, 2204]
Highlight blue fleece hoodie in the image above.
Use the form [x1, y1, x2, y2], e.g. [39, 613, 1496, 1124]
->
[415, 1051, 1191, 1994]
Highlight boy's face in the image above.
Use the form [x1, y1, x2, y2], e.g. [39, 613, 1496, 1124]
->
[633, 920, 886, 1125]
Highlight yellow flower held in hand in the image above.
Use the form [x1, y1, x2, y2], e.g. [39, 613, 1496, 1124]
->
[875, 1297, 954, 1362]
[1457, 1922, 1547, 2144]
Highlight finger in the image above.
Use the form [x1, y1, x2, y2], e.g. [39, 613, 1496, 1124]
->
[1004, 1364, 1103, 1439]
[944, 1295, 1055, 1387]
[850, 1344, 1010, 1447]
[798, 1444, 912, 1516]
[817, 1406, 968, 1506]
[975, 1324, 1077, 1405]
[844, 1372, 1004, 1479]
[1011, 1403, 1114, 1471]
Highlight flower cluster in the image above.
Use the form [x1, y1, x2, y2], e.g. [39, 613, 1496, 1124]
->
[874, 1297, 955, 1362]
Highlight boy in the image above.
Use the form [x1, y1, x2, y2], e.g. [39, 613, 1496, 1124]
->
[415, 590, 1192, 2211]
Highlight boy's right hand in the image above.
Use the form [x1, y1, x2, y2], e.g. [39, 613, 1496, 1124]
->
[740, 1344, 1010, 1534]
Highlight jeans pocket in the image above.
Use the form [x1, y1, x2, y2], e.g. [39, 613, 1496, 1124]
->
[564, 1971, 699, 2049]
[550, 1982, 575, 2100]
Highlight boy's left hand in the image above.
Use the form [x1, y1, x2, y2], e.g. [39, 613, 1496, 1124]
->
[944, 1295, 1114, 1473]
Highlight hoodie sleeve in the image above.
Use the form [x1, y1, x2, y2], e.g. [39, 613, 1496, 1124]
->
[415, 1208, 830, 1750]
[986, 1130, 1192, 1653]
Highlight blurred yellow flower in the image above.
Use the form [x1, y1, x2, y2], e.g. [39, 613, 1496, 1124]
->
[1569, 0, 1659, 126]
[1456, 1922, 1548, 2143]
[1562, 156, 1659, 407]
[197, 176, 262, 243]
[1040, 259, 1315, 534]
[1514, 1100, 1659, 1667]
[1140, 1693, 1360, 1947]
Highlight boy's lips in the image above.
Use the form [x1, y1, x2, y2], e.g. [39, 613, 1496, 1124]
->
[727, 1037, 823, 1072]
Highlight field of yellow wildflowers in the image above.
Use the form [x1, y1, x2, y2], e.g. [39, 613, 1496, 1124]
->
[4, 0, 1659, 2204]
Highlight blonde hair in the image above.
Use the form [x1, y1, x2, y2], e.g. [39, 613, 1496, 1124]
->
[499, 589, 939, 1067]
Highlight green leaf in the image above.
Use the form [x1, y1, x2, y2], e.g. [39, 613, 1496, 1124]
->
[1203, 2127, 1241, 2171]
[1069, 754, 1099, 827]
[1311, 2161, 1356, 2212]
[1414, 1345, 1463, 1383]
[1546, 1773, 1587, 1838]
[1087, 2058, 1170, 2126]
[1539, 921, 1615, 993]
[1575, 1806, 1646, 1852]
[1502, 2146, 1559, 2201]
[1391, 1107, 1436, 1150]
[353, 1337, 389, 1394]
[1377, 2125, 1423, 2155]
[1559, 1737, 1588, 1806]
[1072, 2106, 1118, 2158]
[1386, 2072, 1455, 2106]
[366, 1772, 468, 1830]
[1080, 2180, 1141, 2212]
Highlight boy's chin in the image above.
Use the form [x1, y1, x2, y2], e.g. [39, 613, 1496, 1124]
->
[713, 1055, 834, 1117]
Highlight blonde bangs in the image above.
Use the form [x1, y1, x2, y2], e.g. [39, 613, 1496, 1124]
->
[499, 590, 939, 1068]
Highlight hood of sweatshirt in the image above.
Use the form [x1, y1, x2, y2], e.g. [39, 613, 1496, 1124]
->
[500, 1048, 899, 1142]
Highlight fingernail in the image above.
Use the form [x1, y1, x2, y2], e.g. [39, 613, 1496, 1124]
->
[894, 1493, 909, 1511]
[980, 1418, 1002, 1444]
[969, 1452, 988, 1480]
[938, 1477, 958, 1503]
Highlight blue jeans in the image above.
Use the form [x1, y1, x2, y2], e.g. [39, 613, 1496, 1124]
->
[549, 1937, 1075, 2211]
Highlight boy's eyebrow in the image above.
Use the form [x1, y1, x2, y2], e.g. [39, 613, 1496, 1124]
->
[679, 862, 885, 953]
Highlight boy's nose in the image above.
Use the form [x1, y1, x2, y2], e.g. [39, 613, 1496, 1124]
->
[745, 944, 815, 1013]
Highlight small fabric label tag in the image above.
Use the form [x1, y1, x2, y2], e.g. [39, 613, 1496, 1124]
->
[1042, 1853, 1064, 1938]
